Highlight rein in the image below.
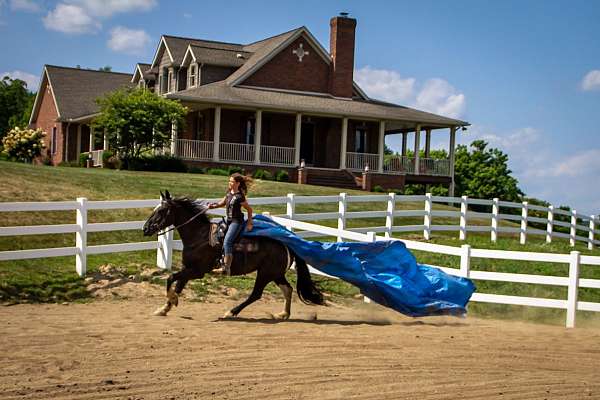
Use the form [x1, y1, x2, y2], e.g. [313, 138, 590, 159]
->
[158, 209, 211, 236]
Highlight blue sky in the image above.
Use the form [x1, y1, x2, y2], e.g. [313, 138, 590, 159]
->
[1, 0, 599, 214]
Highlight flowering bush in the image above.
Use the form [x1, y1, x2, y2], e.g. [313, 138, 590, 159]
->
[1, 127, 46, 163]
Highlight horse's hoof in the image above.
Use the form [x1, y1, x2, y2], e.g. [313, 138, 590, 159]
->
[153, 307, 168, 316]
[271, 311, 290, 320]
[222, 310, 235, 319]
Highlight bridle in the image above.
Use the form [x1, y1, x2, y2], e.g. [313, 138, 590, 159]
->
[156, 204, 210, 236]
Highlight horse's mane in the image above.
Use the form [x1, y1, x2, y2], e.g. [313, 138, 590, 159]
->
[171, 197, 211, 223]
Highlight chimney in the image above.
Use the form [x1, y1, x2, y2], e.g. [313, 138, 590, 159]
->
[329, 13, 357, 98]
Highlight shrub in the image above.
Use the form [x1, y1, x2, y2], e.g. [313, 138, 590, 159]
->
[275, 170, 289, 182]
[188, 166, 206, 174]
[79, 152, 90, 167]
[206, 168, 229, 176]
[252, 168, 272, 180]
[120, 154, 188, 172]
[1, 127, 46, 163]
[58, 161, 80, 167]
[105, 155, 121, 170]
[372, 185, 384, 193]
[227, 165, 244, 175]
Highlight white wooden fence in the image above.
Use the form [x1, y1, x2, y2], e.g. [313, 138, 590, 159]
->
[1, 193, 599, 328]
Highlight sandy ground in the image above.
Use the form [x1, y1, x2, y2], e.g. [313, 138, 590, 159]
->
[2, 286, 600, 400]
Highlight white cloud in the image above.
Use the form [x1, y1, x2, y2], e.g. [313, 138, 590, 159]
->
[415, 78, 466, 119]
[1, 70, 40, 90]
[43, 0, 157, 34]
[10, 0, 41, 12]
[581, 70, 600, 91]
[43, 3, 100, 34]
[354, 66, 466, 119]
[108, 26, 150, 55]
[354, 66, 415, 103]
[534, 149, 600, 178]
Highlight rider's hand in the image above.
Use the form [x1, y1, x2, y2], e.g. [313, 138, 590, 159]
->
[246, 221, 253, 231]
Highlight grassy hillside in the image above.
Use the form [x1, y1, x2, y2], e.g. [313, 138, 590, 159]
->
[1, 161, 599, 325]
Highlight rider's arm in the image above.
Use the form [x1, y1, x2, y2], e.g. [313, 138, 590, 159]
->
[242, 201, 253, 229]
[208, 196, 226, 209]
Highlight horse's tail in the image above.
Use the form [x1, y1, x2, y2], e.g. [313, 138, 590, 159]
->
[292, 253, 325, 305]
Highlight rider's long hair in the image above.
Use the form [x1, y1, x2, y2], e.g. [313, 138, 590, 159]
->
[230, 173, 253, 195]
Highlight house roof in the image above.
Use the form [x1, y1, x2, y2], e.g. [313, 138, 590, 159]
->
[132, 63, 154, 83]
[30, 65, 133, 123]
[183, 45, 251, 68]
[161, 35, 246, 66]
[168, 81, 469, 129]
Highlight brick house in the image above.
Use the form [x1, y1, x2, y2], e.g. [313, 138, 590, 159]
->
[30, 14, 469, 193]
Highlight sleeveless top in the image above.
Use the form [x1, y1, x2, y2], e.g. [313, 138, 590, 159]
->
[225, 190, 245, 223]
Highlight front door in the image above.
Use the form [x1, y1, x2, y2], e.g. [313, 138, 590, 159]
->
[300, 122, 314, 165]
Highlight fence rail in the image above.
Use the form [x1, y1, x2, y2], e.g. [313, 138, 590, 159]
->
[219, 142, 254, 163]
[260, 145, 295, 166]
[175, 139, 213, 160]
[1, 193, 599, 328]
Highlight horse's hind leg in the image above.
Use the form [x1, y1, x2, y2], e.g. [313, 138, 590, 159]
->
[223, 272, 270, 318]
[271, 276, 292, 320]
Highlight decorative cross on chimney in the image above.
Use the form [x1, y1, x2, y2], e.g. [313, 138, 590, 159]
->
[292, 43, 309, 62]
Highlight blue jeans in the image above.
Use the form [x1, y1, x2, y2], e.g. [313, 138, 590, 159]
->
[223, 221, 243, 256]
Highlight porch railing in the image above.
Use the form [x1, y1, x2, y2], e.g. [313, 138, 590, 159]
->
[384, 156, 451, 176]
[346, 152, 379, 171]
[219, 142, 255, 163]
[260, 145, 295, 166]
[175, 139, 213, 160]
[91, 150, 104, 167]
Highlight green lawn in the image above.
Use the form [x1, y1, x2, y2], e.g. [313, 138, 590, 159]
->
[1, 160, 599, 326]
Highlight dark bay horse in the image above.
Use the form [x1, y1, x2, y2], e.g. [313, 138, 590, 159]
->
[142, 191, 325, 319]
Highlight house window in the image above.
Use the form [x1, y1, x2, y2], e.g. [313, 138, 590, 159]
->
[195, 113, 204, 141]
[355, 128, 367, 153]
[138, 79, 145, 89]
[167, 70, 173, 93]
[51, 127, 57, 155]
[160, 68, 168, 93]
[189, 64, 197, 88]
[245, 118, 255, 145]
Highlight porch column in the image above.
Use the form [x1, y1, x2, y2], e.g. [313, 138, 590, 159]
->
[88, 125, 94, 152]
[254, 109, 262, 164]
[213, 106, 221, 161]
[65, 123, 70, 161]
[76, 124, 82, 158]
[339, 117, 348, 169]
[401, 132, 407, 156]
[414, 124, 421, 175]
[170, 121, 177, 155]
[294, 113, 302, 166]
[103, 129, 108, 150]
[425, 129, 431, 158]
[449, 126, 457, 197]
[378, 121, 385, 172]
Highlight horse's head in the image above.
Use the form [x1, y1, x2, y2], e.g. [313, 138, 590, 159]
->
[143, 190, 176, 236]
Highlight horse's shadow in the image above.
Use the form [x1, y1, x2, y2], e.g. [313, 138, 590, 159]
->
[214, 316, 393, 326]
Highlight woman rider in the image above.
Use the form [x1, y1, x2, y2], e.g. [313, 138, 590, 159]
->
[208, 173, 253, 275]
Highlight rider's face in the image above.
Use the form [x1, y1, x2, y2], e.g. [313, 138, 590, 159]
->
[228, 177, 239, 191]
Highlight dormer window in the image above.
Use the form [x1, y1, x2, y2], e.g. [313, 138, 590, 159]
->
[188, 63, 197, 88]
[167, 69, 173, 93]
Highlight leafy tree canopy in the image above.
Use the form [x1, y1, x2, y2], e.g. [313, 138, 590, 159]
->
[0, 76, 36, 140]
[93, 88, 187, 159]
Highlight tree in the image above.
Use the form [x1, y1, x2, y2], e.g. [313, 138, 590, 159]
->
[0, 76, 36, 141]
[98, 66, 112, 72]
[453, 140, 524, 202]
[93, 88, 187, 159]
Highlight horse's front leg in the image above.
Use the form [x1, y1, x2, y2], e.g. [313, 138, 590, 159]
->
[154, 268, 204, 316]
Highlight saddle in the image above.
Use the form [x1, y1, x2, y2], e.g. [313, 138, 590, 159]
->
[209, 218, 259, 253]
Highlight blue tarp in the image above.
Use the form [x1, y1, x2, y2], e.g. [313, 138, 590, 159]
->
[242, 214, 475, 317]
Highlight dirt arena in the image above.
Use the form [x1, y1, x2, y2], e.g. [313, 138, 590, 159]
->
[2, 289, 600, 400]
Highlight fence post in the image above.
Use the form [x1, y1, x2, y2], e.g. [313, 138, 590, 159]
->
[546, 205, 554, 244]
[491, 198, 499, 243]
[75, 197, 87, 277]
[157, 229, 173, 270]
[156, 197, 173, 270]
[423, 193, 432, 240]
[566, 251, 580, 328]
[570, 210, 577, 247]
[337, 192, 347, 242]
[459, 195, 468, 241]
[385, 192, 396, 239]
[286, 193, 295, 232]
[363, 231, 377, 304]
[520, 201, 528, 245]
[460, 244, 471, 278]
[589, 215, 596, 250]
